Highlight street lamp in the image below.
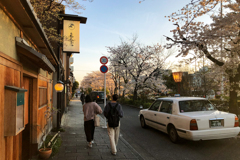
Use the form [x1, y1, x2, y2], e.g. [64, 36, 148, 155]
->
[54, 79, 71, 130]
[172, 72, 183, 95]
[54, 80, 71, 92]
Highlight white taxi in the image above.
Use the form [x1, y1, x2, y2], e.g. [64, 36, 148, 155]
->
[138, 97, 240, 143]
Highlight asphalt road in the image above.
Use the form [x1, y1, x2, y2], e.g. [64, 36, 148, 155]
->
[98, 102, 240, 160]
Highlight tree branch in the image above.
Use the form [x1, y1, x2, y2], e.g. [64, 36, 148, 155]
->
[164, 34, 224, 66]
[143, 67, 159, 83]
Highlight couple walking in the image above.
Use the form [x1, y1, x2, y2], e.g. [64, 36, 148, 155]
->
[82, 94, 124, 155]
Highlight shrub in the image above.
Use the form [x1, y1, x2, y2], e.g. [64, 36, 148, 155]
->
[143, 102, 152, 109]
[222, 95, 230, 101]
[119, 97, 154, 108]
[133, 100, 142, 106]
[51, 127, 65, 132]
[128, 99, 134, 105]
[215, 95, 221, 99]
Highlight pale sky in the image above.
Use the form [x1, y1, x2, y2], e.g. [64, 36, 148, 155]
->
[65, 0, 199, 83]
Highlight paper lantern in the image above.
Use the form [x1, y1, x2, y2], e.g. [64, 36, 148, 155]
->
[54, 81, 64, 92]
[172, 72, 183, 83]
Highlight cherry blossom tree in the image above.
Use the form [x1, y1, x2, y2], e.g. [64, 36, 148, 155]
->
[30, 0, 92, 42]
[108, 63, 120, 95]
[80, 71, 115, 95]
[108, 53, 132, 97]
[107, 37, 174, 100]
[164, 0, 240, 114]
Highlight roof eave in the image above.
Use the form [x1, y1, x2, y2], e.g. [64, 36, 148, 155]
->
[59, 14, 87, 24]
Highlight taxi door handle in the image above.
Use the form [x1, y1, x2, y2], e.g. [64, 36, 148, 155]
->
[167, 117, 170, 119]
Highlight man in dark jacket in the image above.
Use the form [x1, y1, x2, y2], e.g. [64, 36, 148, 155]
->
[103, 94, 123, 156]
[80, 93, 85, 105]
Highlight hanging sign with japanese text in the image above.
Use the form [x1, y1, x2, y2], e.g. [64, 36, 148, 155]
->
[63, 20, 80, 53]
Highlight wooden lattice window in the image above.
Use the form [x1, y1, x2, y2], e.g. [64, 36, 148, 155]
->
[39, 87, 47, 108]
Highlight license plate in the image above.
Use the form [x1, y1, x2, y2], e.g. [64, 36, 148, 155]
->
[210, 119, 223, 127]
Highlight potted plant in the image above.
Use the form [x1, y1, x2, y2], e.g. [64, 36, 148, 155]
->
[38, 106, 58, 159]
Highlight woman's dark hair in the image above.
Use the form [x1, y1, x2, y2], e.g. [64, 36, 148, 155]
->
[112, 94, 118, 101]
[85, 95, 92, 103]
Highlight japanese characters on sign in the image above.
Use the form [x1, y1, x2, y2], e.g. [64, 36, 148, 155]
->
[63, 20, 80, 53]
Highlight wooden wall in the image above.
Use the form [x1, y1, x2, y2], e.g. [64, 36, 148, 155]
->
[37, 106, 47, 143]
[0, 52, 22, 160]
[0, 52, 53, 160]
[37, 75, 52, 146]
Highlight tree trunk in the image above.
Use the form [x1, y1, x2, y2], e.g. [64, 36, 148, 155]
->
[203, 75, 206, 98]
[133, 84, 138, 101]
[228, 65, 240, 115]
[114, 81, 118, 94]
[122, 89, 126, 98]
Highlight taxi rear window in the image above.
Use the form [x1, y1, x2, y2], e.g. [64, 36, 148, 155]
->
[98, 92, 104, 96]
[179, 100, 217, 112]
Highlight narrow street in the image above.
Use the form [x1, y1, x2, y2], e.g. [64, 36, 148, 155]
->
[2, 1, 240, 160]
[99, 103, 240, 160]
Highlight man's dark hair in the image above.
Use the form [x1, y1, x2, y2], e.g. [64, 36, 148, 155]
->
[112, 94, 118, 101]
[85, 95, 92, 103]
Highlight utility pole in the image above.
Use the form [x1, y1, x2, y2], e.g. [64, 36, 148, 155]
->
[118, 75, 120, 97]
[220, 0, 224, 96]
[203, 53, 206, 98]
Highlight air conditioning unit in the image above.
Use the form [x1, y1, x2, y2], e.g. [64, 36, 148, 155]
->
[69, 57, 74, 65]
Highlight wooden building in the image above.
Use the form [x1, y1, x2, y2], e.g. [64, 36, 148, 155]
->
[0, 0, 58, 159]
[0, 0, 87, 159]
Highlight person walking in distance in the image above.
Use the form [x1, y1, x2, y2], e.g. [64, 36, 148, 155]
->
[80, 92, 85, 105]
[83, 95, 102, 148]
[103, 94, 124, 155]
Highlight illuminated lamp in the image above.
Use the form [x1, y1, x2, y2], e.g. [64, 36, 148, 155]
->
[172, 72, 183, 83]
[172, 72, 183, 94]
[54, 80, 64, 92]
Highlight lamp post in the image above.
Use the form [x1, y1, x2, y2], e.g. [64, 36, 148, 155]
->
[54, 80, 64, 130]
[172, 72, 183, 95]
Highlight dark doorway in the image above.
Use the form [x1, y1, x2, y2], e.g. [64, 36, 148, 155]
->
[22, 76, 33, 160]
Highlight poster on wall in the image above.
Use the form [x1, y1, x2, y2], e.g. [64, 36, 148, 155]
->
[63, 20, 80, 53]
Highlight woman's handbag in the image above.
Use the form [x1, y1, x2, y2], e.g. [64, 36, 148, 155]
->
[94, 115, 100, 127]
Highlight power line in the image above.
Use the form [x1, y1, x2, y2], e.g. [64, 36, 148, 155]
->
[74, 70, 98, 71]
